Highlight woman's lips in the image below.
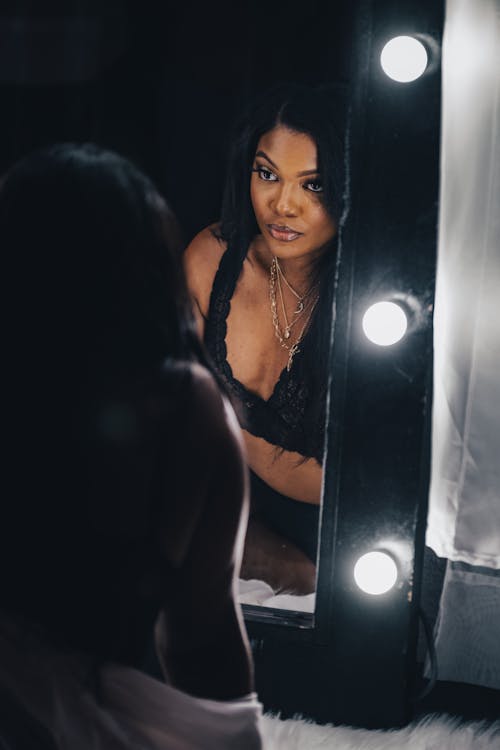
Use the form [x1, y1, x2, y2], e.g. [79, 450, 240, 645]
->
[267, 224, 303, 242]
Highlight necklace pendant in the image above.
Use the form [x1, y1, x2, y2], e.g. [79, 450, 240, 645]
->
[284, 329, 290, 339]
[296, 301, 304, 314]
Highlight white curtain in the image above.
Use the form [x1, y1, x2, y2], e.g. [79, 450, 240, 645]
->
[426, 0, 500, 689]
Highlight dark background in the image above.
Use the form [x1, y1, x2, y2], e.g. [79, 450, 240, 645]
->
[0, 0, 355, 243]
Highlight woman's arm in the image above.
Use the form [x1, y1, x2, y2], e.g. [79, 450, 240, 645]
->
[240, 517, 316, 593]
[243, 429, 323, 505]
[156, 364, 253, 701]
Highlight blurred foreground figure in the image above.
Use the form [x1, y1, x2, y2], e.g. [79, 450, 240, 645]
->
[0, 143, 262, 749]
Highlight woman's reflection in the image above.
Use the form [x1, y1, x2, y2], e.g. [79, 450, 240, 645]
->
[184, 83, 345, 596]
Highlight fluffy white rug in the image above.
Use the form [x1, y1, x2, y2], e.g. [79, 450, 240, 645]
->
[261, 713, 500, 749]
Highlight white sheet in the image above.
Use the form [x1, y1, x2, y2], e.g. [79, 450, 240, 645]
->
[238, 578, 315, 613]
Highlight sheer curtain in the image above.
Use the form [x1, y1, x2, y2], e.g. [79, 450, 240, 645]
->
[426, 0, 500, 689]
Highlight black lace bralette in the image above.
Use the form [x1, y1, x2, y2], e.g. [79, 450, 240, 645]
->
[204, 245, 322, 459]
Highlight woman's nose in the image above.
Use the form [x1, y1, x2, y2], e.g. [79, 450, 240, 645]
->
[272, 184, 300, 217]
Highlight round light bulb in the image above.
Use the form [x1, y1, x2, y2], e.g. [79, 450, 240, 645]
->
[362, 301, 408, 346]
[380, 36, 428, 82]
[354, 551, 398, 595]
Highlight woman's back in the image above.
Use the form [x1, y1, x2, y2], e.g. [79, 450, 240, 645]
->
[0, 358, 263, 749]
[1, 360, 251, 690]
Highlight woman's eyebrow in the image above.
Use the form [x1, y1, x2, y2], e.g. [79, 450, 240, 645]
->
[255, 150, 278, 169]
[254, 150, 319, 178]
[297, 168, 320, 177]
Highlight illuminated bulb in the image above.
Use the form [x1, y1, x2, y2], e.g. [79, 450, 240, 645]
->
[380, 36, 428, 82]
[362, 301, 407, 346]
[354, 551, 398, 595]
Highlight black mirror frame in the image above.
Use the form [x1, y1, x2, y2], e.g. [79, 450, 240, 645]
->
[244, 0, 444, 728]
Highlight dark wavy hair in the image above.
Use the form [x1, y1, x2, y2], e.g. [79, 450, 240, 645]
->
[218, 83, 347, 460]
[1, 142, 205, 387]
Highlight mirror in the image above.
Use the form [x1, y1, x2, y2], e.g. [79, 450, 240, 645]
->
[187, 94, 348, 613]
[147, 2, 354, 613]
[240, 0, 443, 724]
[176, 11, 353, 615]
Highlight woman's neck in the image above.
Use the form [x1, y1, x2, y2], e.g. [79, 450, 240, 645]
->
[251, 234, 325, 294]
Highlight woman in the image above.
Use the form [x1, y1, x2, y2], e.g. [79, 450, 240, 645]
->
[0, 144, 262, 749]
[184, 83, 346, 593]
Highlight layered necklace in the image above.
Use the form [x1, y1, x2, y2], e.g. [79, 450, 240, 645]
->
[269, 256, 318, 371]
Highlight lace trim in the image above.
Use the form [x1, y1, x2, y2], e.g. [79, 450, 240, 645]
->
[204, 246, 313, 453]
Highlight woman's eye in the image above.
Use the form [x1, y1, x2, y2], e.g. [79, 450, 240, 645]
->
[305, 180, 323, 193]
[256, 167, 277, 182]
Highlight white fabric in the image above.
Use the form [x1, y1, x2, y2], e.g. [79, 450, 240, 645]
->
[432, 563, 500, 690]
[238, 578, 315, 613]
[0, 615, 263, 750]
[427, 0, 500, 569]
[426, 0, 500, 692]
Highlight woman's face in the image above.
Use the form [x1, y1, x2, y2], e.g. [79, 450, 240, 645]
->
[250, 125, 337, 263]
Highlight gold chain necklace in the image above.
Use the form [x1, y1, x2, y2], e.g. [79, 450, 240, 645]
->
[276, 267, 309, 338]
[269, 257, 318, 371]
[275, 257, 305, 307]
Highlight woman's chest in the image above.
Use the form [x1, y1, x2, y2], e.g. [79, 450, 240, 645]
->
[224, 267, 289, 402]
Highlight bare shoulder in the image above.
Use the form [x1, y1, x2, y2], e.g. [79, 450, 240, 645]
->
[184, 223, 226, 265]
[183, 224, 227, 318]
